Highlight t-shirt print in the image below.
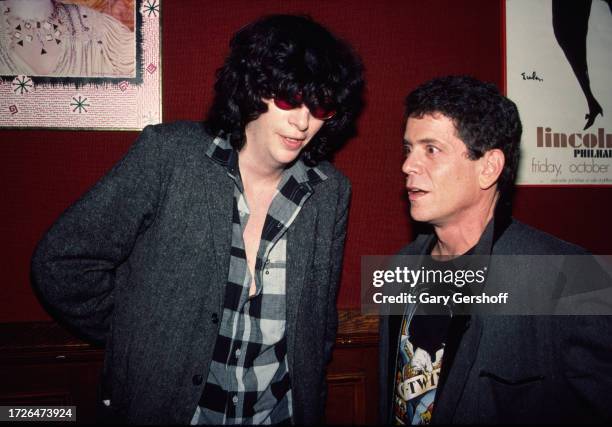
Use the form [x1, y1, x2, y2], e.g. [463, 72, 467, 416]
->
[393, 314, 451, 425]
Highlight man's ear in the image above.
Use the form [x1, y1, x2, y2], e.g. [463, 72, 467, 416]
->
[479, 149, 505, 190]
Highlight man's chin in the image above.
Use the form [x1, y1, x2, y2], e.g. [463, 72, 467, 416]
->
[409, 208, 432, 224]
[272, 152, 301, 168]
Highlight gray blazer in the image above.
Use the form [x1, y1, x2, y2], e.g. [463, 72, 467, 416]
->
[31, 122, 351, 424]
[379, 217, 612, 424]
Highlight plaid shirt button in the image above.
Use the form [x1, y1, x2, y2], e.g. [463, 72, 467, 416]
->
[232, 395, 239, 405]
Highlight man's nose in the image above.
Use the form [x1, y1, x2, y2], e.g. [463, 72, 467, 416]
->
[289, 105, 311, 131]
[402, 154, 422, 175]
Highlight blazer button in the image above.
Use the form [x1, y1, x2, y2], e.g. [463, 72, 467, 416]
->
[211, 313, 219, 324]
[192, 375, 203, 386]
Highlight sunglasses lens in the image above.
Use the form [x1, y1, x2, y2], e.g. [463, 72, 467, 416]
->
[273, 94, 336, 120]
[312, 106, 336, 120]
[274, 98, 294, 111]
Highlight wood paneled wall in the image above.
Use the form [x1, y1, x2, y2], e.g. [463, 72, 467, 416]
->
[0, 311, 378, 424]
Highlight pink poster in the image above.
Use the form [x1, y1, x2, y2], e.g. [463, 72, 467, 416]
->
[0, 0, 161, 130]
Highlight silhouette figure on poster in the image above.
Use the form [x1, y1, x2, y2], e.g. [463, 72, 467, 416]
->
[552, 0, 611, 130]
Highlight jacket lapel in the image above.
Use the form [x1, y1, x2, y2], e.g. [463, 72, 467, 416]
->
[432, 215, 512, 423]
[285, 201, 317, 371]
[201, 162, 234, 310]
[431, 317, 483, 423]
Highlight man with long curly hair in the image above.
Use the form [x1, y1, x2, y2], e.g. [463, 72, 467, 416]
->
[31, 14, 363, 424]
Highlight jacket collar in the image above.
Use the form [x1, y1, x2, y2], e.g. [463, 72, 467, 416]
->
[413, 204, 513, 257]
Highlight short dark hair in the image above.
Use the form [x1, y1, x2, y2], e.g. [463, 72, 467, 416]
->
[206, 14, 364, 165]
[404, 75, 522, 204]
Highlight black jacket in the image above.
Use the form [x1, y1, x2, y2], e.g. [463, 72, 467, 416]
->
[379, 218, 612, 424]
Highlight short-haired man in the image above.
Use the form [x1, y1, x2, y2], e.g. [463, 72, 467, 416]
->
[379, 76, 612, 424]
[32, 15, 363, 424]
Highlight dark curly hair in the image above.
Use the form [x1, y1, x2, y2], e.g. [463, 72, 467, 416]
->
[205, 14, 364, 165]
[404, 75, 522, 205]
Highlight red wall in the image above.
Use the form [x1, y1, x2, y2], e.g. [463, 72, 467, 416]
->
[1, 0, 610, 322]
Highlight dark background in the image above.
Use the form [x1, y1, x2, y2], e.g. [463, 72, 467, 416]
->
[1, 0, 610, 323]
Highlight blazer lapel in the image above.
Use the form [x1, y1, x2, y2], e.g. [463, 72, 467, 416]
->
[432, 316, 483, 423]
[285, 201, 317, 371]
[432, 217, 509, 423]
[201, 162, 234, 309]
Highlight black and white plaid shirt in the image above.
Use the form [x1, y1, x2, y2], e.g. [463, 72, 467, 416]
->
[192, 136, 327, 425]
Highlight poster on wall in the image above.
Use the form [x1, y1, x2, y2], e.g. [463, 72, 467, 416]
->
[0, 0, 161, 130]
[506, 0, 611, 185]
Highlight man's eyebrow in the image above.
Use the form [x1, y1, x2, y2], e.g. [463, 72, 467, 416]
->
[403, 137, 442, 145]
[418, 137, 443, 144]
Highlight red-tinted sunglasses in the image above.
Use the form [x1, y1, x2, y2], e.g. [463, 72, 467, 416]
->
[273, 93, 336, 120]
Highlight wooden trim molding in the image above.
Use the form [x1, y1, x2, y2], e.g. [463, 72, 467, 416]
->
[0, 322, 103, 363]
[336, 310, 379, 346]
[0, 310, 380, 357]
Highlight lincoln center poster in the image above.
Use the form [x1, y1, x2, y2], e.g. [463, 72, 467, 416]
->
[506, 0, 611, 185]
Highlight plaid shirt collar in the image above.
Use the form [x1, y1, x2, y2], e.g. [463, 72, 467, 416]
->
[206, 134, 328, 189]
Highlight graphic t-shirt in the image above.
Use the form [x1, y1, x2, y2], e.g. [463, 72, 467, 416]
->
[393, 313, 451, 425]
[393, 250, 477, 425]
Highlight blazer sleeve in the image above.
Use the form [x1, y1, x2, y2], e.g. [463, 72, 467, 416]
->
[31, 125, 166, 344]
